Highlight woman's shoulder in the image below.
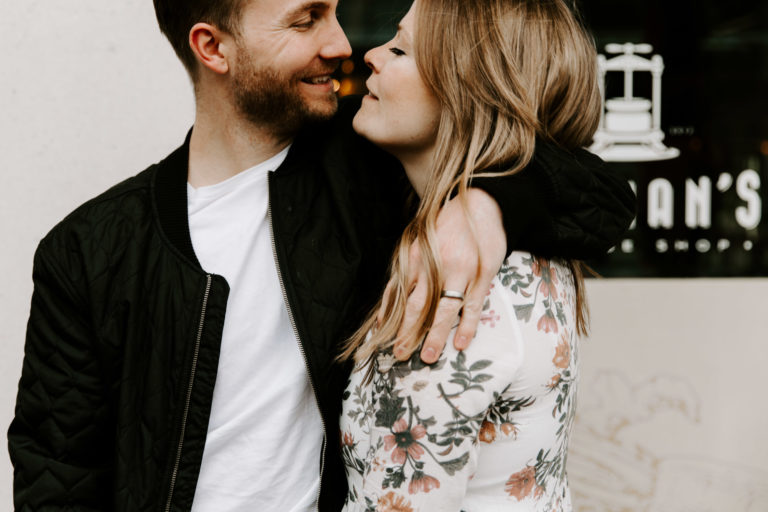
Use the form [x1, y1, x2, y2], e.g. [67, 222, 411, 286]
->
[495, 252, 574, 292]
[491, 251, 576, 314]
[487, 251, 580, 393]
[487, 251, 577, 363]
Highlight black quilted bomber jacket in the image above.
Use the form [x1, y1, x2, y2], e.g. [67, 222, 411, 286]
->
[8, 97, 635, 511]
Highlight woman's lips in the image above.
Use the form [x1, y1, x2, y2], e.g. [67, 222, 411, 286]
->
[365, 81, 379, 100]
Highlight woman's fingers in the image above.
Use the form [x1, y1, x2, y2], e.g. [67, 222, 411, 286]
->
[421, 284, 466, 363]
[394, 273, 428, 360]
[453, 189, 507, 349]
[453, 282, 484, 351]
[394, 190, 506, 362]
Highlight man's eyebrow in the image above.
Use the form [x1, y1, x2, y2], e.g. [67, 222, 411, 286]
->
[284, 1, 330, 21]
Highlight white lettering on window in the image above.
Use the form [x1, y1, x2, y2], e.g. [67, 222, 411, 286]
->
[648, 178, 674, 229]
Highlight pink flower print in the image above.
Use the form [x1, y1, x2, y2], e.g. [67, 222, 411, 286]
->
[408, 472, 440, 494]
[532, 257, 558, 298]
[541, 274, 558, 299]
[480, 309, 501, 328]
[505, 466, 543, 501]
[383, 419, 426, 464]
[537, 311, 558, 333]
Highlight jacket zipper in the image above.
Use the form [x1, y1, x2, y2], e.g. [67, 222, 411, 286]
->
[267, 174, 326, 511]
[165, 274, 212, 512]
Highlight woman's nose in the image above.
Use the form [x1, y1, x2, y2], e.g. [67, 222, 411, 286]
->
[364, 45, 384, 72]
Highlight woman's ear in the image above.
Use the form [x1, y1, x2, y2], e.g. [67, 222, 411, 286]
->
[189, 22, 231, 75]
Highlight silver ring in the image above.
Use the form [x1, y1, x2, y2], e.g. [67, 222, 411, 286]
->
[440, 289, 465, 301]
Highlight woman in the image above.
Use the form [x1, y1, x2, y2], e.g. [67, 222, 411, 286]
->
[339, 0, 599, 510]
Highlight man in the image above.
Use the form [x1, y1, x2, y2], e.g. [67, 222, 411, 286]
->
[8, 0, 634, 511]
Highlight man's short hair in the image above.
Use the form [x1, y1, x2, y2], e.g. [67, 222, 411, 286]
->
[153, 0, 246, 76]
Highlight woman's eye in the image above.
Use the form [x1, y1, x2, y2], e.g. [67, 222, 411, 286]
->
[294, 19, 314, 29]
[389, 47, 406, 56]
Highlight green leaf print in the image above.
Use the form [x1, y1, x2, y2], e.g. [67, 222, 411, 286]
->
[375, 394, 405, 429]
[514, 303, 534, 322]
[469, 360, 492, 372]
[382, 466, 406, 489]
[440, 452, 470, 476]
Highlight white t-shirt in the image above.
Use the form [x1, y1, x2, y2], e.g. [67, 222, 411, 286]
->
[188, 146, 324, 512]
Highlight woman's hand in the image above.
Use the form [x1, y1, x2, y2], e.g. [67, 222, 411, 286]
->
[381, 189, 507, 363]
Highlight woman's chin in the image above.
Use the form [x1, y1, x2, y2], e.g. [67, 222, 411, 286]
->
[353, 109, 402, 156]
[352, 110, 376, 143]
[351, 110, 365, 136]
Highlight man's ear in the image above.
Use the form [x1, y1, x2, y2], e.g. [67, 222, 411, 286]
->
[189, 23, 232, 75]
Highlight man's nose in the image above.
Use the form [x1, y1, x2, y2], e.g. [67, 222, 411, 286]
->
[320, 16, 352, 61]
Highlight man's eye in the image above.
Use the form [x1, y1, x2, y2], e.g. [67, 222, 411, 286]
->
[293, 12, 321, 30]
[389, 47, 406, 56]
[293, 19, 315, 29]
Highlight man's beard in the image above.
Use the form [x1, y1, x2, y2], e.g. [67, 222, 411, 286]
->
[232, 48, 338, 138]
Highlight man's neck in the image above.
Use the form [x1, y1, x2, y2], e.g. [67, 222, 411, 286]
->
[188, 94, 292, 188]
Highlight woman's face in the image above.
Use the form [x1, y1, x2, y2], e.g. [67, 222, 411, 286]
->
[352, 3, 441, 157]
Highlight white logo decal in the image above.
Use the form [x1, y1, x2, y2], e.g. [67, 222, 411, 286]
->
[590, 43, 680, 162]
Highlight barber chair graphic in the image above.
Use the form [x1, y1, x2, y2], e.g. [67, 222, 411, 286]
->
[590, 43, 680, 162]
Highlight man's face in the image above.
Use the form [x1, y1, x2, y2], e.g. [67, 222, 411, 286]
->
[229, 0, 352, 136]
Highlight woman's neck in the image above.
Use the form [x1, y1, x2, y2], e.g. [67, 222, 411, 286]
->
[395, 144, 437, 199]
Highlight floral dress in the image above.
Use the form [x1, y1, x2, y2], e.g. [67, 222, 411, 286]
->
[340, 252, 579, 512]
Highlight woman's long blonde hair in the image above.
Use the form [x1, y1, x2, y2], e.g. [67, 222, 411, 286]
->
[340, 0, 602, 365]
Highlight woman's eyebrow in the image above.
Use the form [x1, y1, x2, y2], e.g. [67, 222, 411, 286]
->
[397, 25, 412, 41]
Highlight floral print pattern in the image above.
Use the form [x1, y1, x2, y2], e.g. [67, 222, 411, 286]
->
[377, 491, 414, 512]
[341, 253, 580, 511]
[505, 466, 544, 501]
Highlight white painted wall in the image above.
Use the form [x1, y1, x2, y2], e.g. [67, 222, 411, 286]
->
[2, 2, 766, 511]
[572, 279, 768, 511]
[1, 2, 194, 509]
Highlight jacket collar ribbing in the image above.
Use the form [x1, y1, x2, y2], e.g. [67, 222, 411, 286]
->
[152, 130, 202, 270]
[150, 126, 325, 272]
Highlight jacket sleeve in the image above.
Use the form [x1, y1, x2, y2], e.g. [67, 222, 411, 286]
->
[8, 238, 113, 511]
[471, 142, 637, 259]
